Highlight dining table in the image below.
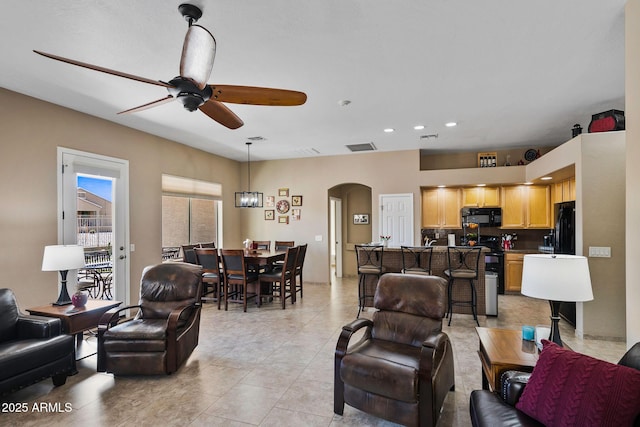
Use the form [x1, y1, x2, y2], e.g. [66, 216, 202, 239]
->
[242, 248, 286, 266]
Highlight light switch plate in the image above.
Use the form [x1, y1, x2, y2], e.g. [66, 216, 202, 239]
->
[588, 246, 611, 257]
[315, 235, 322, 241]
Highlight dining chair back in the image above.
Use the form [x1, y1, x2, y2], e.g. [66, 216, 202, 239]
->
[274, 241, 295, 251]
[195, 247, 222, 308]
[253, 240, 271, 250]
[401, 246, 434, 275]
[199, 242, 216, 248]
[294, 244, 307, 300]
[259, 246, 299, 309]
[220, 249, 259, 312]
[181, 244, 198, 264]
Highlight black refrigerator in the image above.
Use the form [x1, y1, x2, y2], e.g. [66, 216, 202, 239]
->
[554, 201, 576, 326]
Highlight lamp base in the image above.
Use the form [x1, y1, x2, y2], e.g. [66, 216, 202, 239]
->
[52, 270, 72, 306]
[549, 300, 563, 347]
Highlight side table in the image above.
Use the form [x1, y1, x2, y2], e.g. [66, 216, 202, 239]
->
[26, 299, 122, 360]
[476, 327, 538, 392]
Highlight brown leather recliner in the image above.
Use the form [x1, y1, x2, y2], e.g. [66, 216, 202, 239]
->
[97, 262, 202, 375]
[334, 273, 455, 427]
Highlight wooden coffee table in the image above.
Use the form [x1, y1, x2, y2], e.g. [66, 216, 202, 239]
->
[27, 299, 121, 360]
[476, 327, 539, 391]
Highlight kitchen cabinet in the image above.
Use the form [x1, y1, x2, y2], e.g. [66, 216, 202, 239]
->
[552, 177, 576, 204]
[421, 188, 461, 229]
[462, 186, 501, 207]
[505, 252, 525, 292]
[501, 185, 551, 229]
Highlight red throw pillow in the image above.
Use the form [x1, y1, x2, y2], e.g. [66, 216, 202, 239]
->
[516, 340, 640, 427]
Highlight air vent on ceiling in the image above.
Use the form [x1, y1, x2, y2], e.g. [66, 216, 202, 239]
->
[420, 134, 439, 140]
[346, 142, 377, 152]
[247, 136, 266, 141]
[293, 147, 321, 156]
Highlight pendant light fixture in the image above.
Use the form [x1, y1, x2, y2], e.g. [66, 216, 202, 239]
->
[235, 142, 263, 208]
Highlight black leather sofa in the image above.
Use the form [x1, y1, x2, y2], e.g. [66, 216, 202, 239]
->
[469, 342, 640, 427]
[0, 289, 76, 396]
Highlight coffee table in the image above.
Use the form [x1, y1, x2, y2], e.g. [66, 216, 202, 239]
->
[26, 299, 121, 360]
[476, 327, 538, 392]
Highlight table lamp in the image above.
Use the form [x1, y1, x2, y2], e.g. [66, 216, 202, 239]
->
[42, 245, 86, 306]
[521, 254, 593, 347]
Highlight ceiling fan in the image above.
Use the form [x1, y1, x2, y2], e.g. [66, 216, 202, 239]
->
[34, 3, 307, 129]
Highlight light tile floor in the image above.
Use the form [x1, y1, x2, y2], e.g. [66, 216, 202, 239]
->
[2, 275, 627, 426]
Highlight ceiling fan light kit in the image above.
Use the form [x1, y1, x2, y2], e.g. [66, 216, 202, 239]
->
[33, 3, 306, 130]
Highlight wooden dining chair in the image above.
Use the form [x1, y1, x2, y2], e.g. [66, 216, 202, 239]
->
[194, 248, 223, 309]
[181, 244, 198, 264]
[199, 241, 216, 248]
[220, 249, 259, 312]
[274, 241, 295, 251]
[293, 244, 307, 301]
[258, 246, 298, 309]
[253, 240, 271, 250]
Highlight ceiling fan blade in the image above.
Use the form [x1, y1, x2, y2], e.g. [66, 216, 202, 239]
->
[117, 95, 175, 115]
[33, 50, 172, 88]
[209, 85, 307, 106]
[199, 99, 244, 129]
[180, 25, 216, 90]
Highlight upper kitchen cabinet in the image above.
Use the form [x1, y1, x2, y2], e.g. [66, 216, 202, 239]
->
[501, 185, 551, 229]
[552, 177, 576, 204]
[462, 186, 501, 207]
[422, 187, 462, 229]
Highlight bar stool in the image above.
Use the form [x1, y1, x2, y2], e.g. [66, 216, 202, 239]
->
[444, 246, 482, 326]
[355, 244, 386, 317]
[400, 246, 434, 275]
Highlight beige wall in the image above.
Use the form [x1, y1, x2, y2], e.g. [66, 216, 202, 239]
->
[626, 0, 640, 348]
[0, 88, 241, 308]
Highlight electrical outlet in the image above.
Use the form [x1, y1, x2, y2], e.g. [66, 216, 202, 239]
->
[588, 246, 611, 257]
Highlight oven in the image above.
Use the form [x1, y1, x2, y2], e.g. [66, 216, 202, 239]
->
[479, 236, 505, 294]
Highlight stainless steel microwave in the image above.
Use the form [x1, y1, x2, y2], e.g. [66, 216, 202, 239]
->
[461, 207, 502, 227]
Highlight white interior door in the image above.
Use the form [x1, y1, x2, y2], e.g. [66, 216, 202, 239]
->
[379, 193, 414, 247]
[59, 148, 130, 305]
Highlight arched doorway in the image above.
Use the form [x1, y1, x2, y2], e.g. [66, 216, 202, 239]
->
[328, 183, 372, 280]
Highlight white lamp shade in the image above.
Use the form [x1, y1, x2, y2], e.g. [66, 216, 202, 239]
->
[42, 245, 86, 271]
[521, 254, 593, 302]
[180, 25, 216, 89]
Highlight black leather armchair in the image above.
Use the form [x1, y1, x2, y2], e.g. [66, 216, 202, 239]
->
[469, 342, 640, 427]
[334, 273, 455, 427]
[97, 263, 202, 375]
[0, 289, 75, 396]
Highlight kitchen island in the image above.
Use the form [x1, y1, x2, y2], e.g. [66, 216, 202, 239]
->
[353, 245, 489, 316]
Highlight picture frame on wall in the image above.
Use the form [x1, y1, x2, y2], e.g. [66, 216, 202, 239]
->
[291, 195, 302, 206]
[265, 196, 275, 207]
[353, 214, 369, 224]
[264, 210, 275, 220]
[278, 188, 289, 197]
[278, 215, 289, 224]
[292, 209, 301, 221]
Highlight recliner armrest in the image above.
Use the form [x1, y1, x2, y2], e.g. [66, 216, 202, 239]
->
[16, 314, 62, 339]
[500, 370, 532, 406]
[335, 318, 373, 358]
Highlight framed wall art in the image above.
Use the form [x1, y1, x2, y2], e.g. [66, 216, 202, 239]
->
[264, 209, 275, 220]
[291, 209, 301, 221]
[291, 195, 302, 206]
[278, 215, 289, 224]
[353, 214, 369, 224]
[265, 196, 275, 207]
[278, 188, 289, 197]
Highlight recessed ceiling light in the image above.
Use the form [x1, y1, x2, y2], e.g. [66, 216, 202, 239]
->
[477, 184, 486, 187]
[384, 128, 395, 133]
[445, 122, 457, 127]
[541, 176, 553, 181]
[524, 182, 534, 185]
[414, 125, 425, 130]
[437, 185, 446, 188]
